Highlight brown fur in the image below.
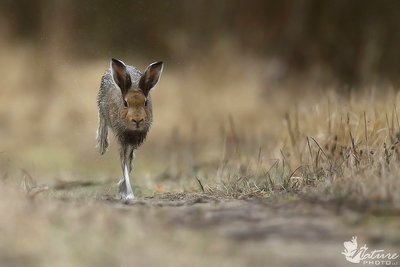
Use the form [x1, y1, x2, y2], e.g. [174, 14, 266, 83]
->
[120, 90, 148, 128]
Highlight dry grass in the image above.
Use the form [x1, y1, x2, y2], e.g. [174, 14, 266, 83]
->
[1, 44, 400, 266]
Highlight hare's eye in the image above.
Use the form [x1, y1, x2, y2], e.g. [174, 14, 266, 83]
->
[123, 100, 128, 107]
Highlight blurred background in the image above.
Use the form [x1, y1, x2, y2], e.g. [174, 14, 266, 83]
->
[1, 0, 400, 188]
[3, 0, 400, 85]
[1, 2, 400, 266]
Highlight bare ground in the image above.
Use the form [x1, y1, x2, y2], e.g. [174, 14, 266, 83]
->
[12, 184, 396, 267]
[110, 194, 400, 267]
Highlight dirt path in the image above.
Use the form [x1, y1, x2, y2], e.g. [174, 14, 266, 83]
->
[101, 193, 400, 267]
[1, 183, 399, 267]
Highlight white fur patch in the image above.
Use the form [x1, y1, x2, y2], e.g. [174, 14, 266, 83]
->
[123, 164, 135, 199]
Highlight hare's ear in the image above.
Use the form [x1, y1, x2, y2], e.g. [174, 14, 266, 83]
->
[111, 58, 132, 95]
[139, 61, 163, 96]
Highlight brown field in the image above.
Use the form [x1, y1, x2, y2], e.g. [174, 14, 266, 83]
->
[1, 44, 399, 267]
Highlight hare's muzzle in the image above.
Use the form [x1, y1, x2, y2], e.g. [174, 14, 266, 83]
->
[130, 118, 144, 128]
[124, 107, 147, 130]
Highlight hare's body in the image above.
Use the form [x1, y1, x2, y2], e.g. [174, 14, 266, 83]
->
[96, 59, 163, 201]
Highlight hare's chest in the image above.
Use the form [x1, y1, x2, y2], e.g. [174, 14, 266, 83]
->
[119, 130, 148, 147]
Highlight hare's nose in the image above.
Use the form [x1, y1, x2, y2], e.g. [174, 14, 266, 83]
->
[131, 118, 143, 123]
[132, 118, 144, 127]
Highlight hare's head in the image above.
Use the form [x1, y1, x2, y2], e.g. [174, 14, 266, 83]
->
[111, 58, 163, 131]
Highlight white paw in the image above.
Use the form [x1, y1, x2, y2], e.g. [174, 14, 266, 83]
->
[125, 193, 135, 200]
[120, 193, 135, 202]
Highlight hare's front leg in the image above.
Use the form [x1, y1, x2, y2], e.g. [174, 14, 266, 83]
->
[118, 145, 135, 201]
[96, 112, 109, 155]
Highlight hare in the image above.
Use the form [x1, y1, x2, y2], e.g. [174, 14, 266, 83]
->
[96, 58, 163, 201]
